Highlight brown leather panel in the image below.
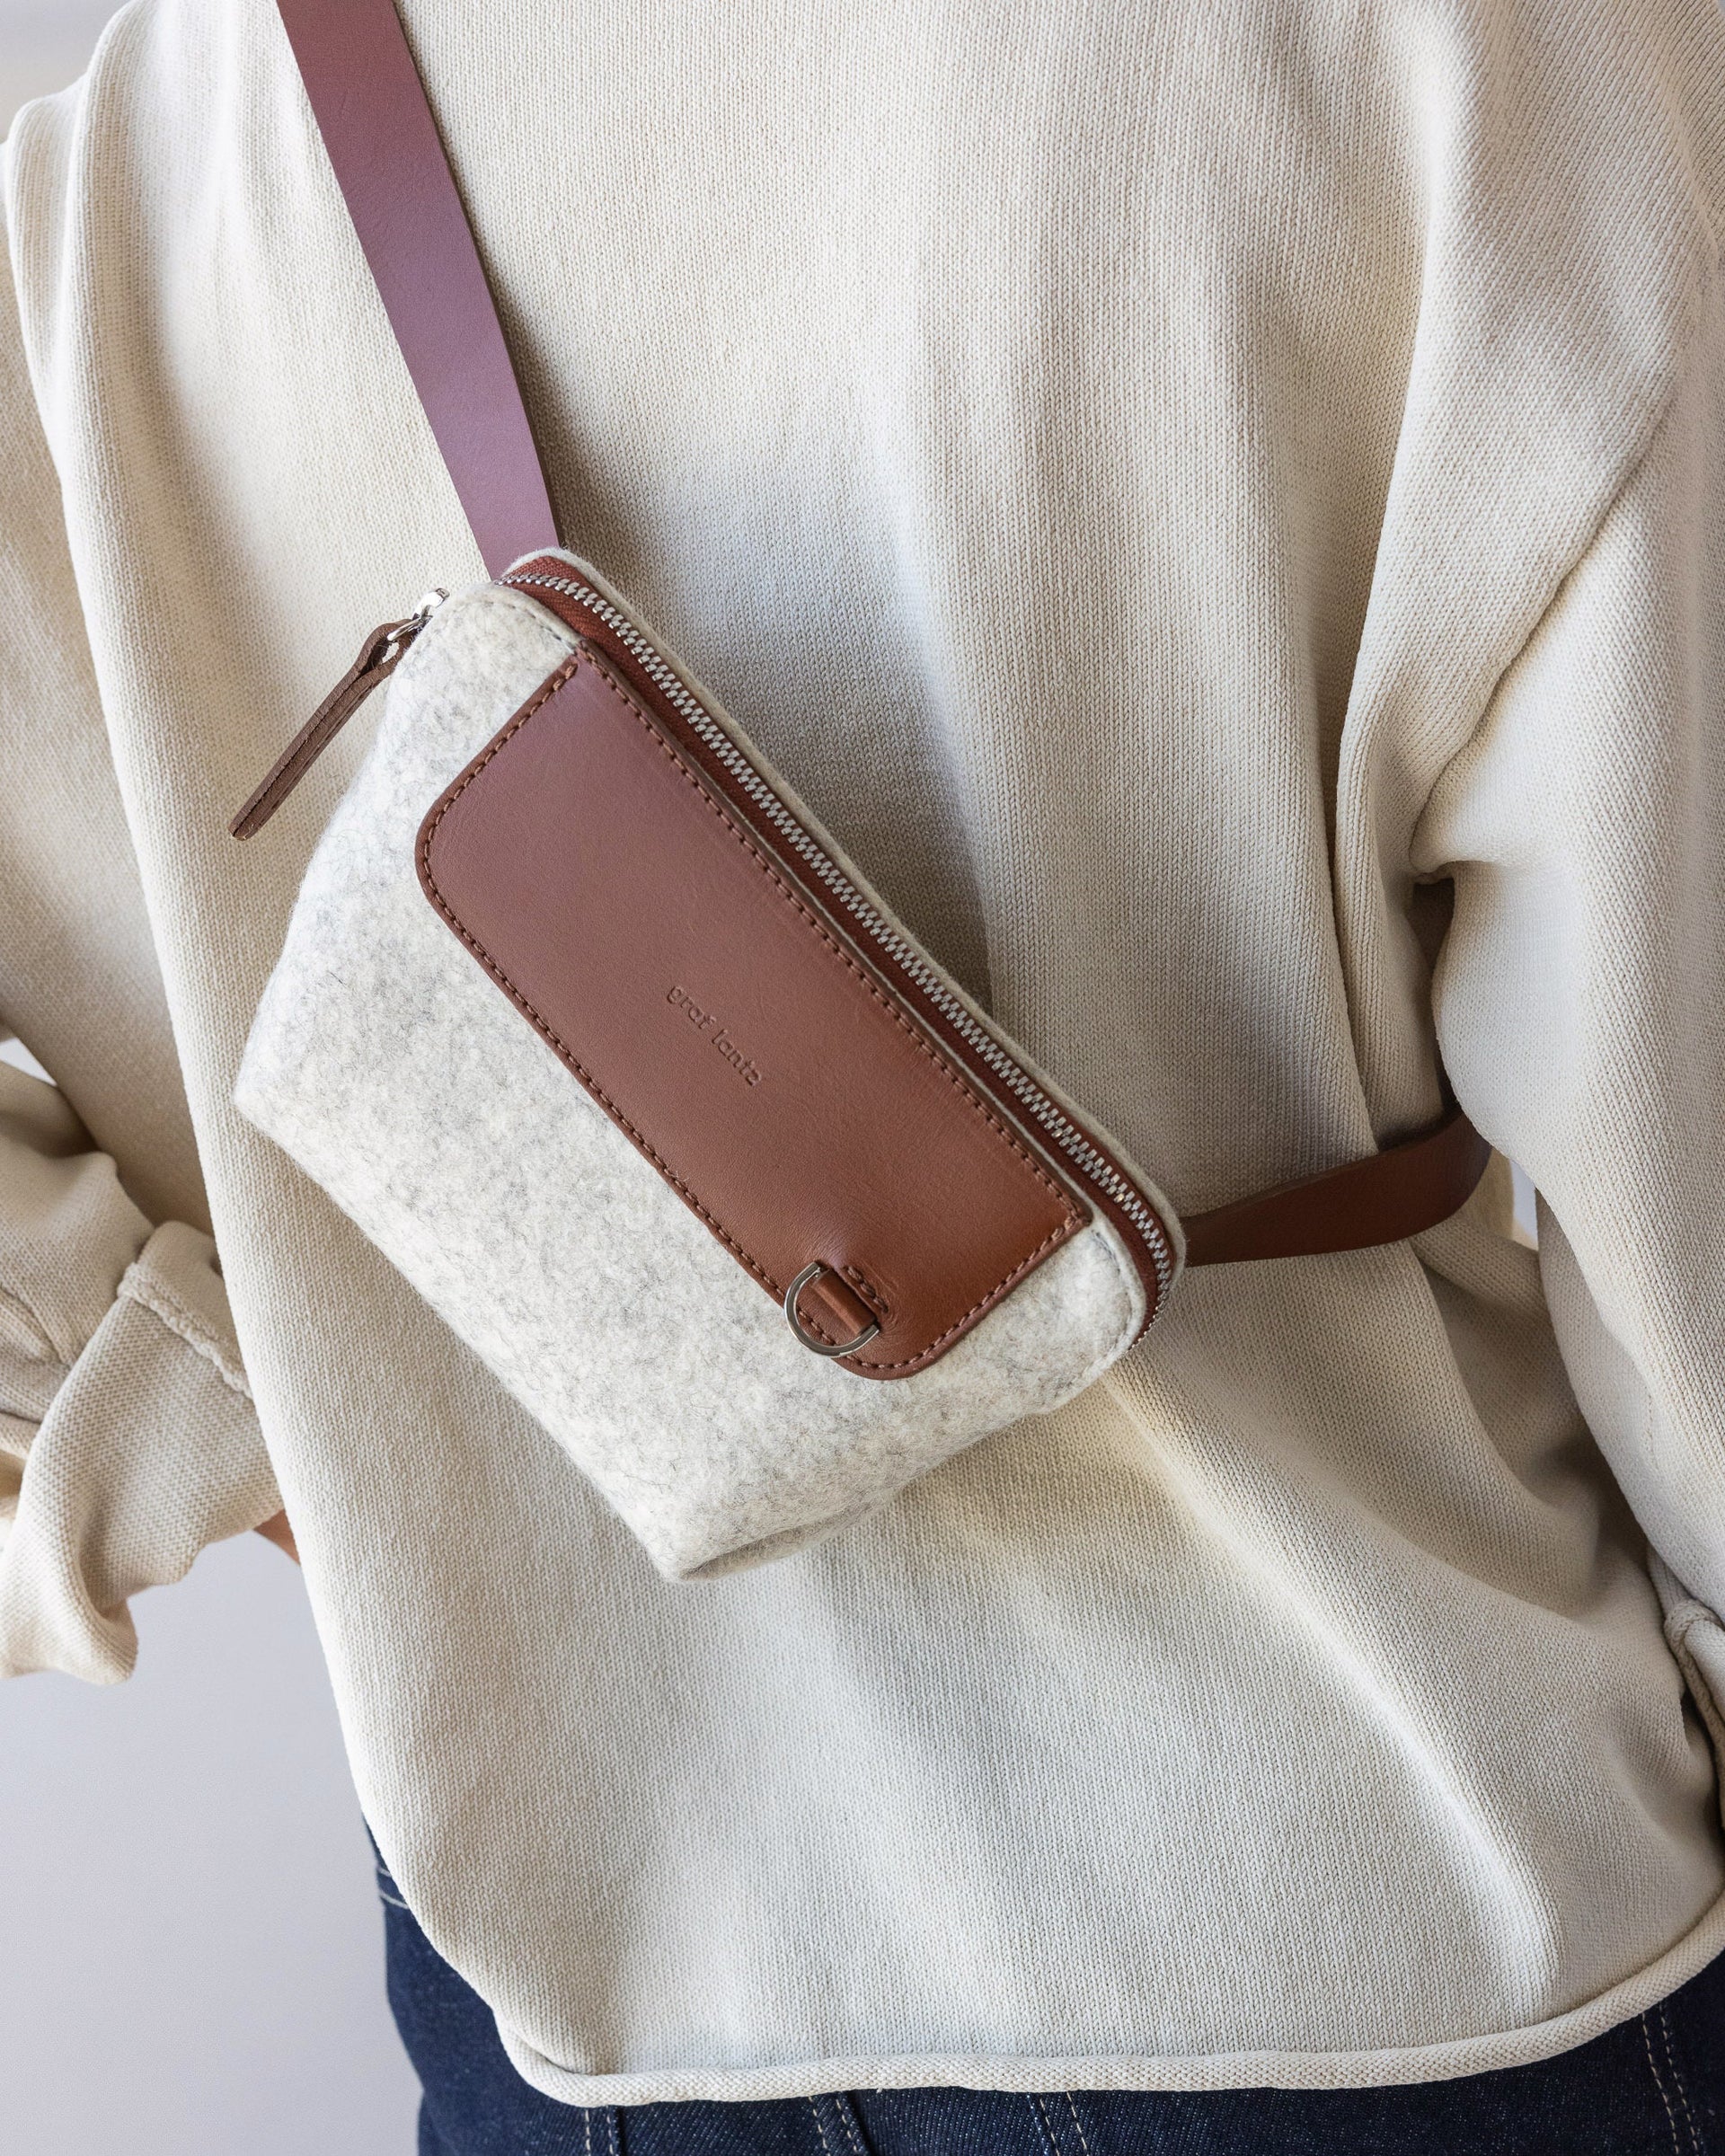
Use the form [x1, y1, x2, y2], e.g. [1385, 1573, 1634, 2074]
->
[418, 648, 1084, 1377]
[1181, 1101, 1491, 1265]
[505, 560, 1176, 1330]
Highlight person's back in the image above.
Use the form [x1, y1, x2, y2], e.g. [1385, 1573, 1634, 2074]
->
[4, 0, 1725, 2140]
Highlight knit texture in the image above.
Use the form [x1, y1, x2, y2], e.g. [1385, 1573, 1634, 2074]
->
[3, 0, 1725, 2101]
[0, 1058, 279, 1680]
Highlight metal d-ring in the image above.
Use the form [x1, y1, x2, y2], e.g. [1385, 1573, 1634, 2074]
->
[783, 1261, 882, 1357]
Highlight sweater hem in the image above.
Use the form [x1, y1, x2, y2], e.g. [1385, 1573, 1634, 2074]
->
[496, 1885, 1725, 2105]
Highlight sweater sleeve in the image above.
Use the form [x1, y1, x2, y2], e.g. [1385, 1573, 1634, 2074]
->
[1412, 296, 1725, 1614]
[0, 1063, 280, 1682]
[0, 139, 281, 1684]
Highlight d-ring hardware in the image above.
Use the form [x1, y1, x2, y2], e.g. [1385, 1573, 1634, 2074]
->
[783, 1262, 882, 1357]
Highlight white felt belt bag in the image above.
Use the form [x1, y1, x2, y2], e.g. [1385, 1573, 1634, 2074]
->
[234, 0, 1491, 1578]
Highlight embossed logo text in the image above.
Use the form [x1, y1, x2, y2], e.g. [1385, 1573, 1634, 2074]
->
[667, 985, 764, 1086]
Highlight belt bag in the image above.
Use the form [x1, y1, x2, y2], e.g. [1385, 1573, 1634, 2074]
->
[234, 0, 1490, 1579]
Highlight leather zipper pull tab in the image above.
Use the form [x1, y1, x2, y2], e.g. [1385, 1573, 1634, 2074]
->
[229, 589, 447, 839]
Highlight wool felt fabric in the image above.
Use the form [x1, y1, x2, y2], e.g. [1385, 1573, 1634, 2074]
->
[236, 568, 1154, 1579]
[4, 0, 1725, 2107]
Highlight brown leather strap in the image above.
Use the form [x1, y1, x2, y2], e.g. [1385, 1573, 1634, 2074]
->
[273, 0, 559, 576]
[1181, 1100, 1491, 1266]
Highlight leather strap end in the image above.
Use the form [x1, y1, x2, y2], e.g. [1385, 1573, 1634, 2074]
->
[1181, 1102, 1492, 1267]
[229, 620, 412, 839]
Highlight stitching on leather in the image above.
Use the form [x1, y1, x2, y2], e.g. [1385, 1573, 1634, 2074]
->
[462, 649, 1076, 1216]
[419, 648, 1082, 1369]
[839, 1264, 889, 1321]
[857, 1219, 1073, 1372]
[417, 662, 783, 1294]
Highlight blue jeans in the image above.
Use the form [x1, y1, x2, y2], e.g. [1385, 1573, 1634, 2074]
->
[379, 1849, 1725, 2154]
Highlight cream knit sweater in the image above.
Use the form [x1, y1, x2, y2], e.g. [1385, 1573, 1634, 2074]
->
[3, 0, 1724, 2105]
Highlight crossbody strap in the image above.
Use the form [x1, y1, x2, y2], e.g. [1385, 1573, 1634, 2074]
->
[274, 0, 557, 576]
[1181, 1100, 1489, 1265]
[271, 0, 1491, 1264]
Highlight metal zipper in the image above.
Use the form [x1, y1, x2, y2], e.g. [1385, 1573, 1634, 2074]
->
[502, 569, 1175, 1320]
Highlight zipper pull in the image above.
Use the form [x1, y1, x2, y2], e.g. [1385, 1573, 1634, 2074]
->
[229, 589, 447, 840]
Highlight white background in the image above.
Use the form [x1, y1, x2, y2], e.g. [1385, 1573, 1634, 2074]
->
[0, 5, 420, 2149]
